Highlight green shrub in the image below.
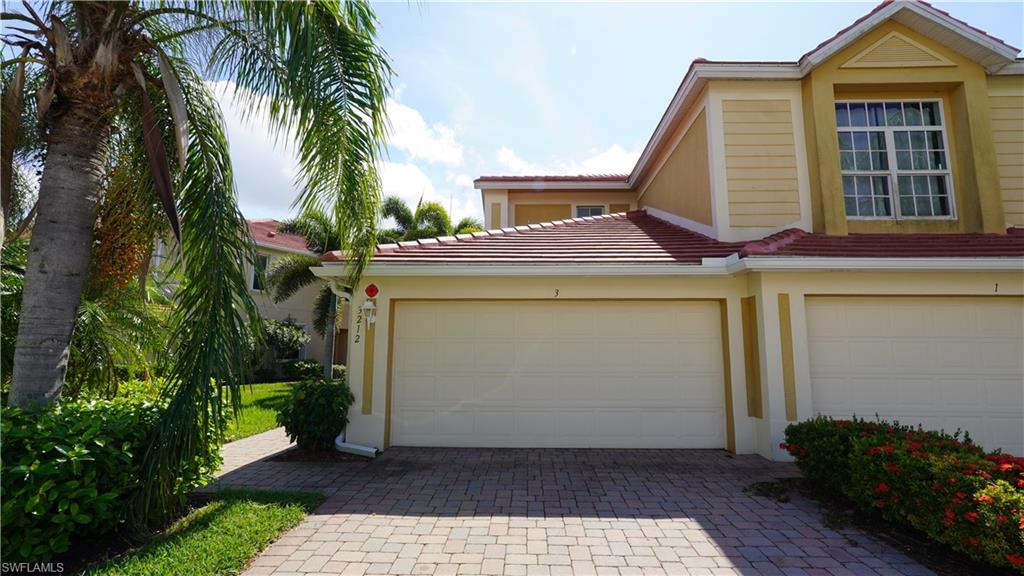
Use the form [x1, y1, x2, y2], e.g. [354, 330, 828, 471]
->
[332, 364, 346, 379]
[1, 397, 220, 562]
[263, 318, 310, 360]
[783, 417, 1024, 572]
[280, 359, 322, 381]
[276, 378, 354, 451]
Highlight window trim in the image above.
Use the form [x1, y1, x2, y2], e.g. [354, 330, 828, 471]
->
[251, 253, 270, 292]
[575, 205, 606, 218]
[835, 98, 956, 221]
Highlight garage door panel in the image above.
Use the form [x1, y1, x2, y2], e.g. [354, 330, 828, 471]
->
[808, 297, 1024, 455]
[985, 342, 1024, 371]
[392, 300, 725, 448]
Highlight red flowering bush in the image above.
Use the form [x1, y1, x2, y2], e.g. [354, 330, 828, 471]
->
[784, 417, 1024, 572]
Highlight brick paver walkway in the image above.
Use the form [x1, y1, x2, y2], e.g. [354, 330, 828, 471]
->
[217, 447, 932, 576]
[219, 427, 293, 475]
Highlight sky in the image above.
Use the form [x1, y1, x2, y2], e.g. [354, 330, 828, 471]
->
[229, 1, 1024, 223]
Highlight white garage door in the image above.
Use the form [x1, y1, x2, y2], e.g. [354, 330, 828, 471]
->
[391, 300, 726, 448]
[807, 297, 1024, 454]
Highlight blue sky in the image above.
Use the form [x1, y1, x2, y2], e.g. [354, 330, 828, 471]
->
[232, 1, 1023, 223]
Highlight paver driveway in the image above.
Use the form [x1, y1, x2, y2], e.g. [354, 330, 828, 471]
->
[221, 446, 931, 576]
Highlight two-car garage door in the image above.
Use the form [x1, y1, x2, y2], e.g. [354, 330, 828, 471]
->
[390, 300, 726, 448]
[807, 297, 1024, 455]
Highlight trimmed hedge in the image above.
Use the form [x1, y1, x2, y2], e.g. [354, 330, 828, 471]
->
[784, 417, 1024, 572]
[1, 397, 220, 561]
[280, 359, 321, 381]
[276, 378, 354, 451]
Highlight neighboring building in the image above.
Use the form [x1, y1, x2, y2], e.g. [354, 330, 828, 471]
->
[248, 219, 347, 367]
[319, 1, 1024, 459]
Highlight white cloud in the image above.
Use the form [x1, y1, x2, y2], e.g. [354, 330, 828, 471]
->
[446, 172, 474, 189]
[575, 144, 640, 175]
[387, 98, 463, 166]
[493, 144, 640, 177]
[495, 146, 538, 175]
[207, 80, 301, 219]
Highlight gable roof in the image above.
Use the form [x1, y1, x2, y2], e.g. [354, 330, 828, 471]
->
[319, 212, 1024, 268]
[247, 219, 313, 254]
[475, 1, 1022, 192]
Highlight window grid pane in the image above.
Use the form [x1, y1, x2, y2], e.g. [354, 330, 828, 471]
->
[835, 100, 952, 219]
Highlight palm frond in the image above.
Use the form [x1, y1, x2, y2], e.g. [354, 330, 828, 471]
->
[454, 216, 483, 235]
[381, 194, 413, 236]
[132, 58, 260, 528]
[312, 283, 333, 336]
[202, 0, 391, 284]
[266, 253, 321, 303]
[412, 201, 452, 240]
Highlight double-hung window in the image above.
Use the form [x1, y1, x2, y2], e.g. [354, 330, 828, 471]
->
[836, 100, 954, 219]
[251, 254, 269, 291]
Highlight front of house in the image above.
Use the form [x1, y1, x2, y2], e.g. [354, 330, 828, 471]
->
[317, 1, 1024, 460]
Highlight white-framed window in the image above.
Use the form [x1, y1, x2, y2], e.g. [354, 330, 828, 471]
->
[835, 100, 954, 220]
[251, 254, 269, 291]
[576, 206, 605, 218]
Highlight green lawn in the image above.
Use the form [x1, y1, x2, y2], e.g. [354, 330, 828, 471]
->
[224, 383, 294, 442]
[85, 490, 321, 576]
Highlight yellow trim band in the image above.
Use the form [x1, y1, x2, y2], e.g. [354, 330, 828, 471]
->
[778, 293, 798, 422]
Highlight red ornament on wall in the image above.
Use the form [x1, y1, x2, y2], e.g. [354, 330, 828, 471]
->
[364, 283, 379, 298]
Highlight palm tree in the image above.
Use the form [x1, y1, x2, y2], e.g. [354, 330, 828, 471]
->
[379, 195, 483, 243]
[1, 1, 391, 523]
[265, 211, 344, 377]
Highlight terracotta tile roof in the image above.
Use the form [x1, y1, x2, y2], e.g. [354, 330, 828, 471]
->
[320, 215, 1024, 266]
[359, 212, 746, 264]
[744, 228, 1024, 258]
[247, 219, 312, 253]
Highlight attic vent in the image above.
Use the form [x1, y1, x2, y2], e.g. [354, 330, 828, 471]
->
[842, 31, 954, 68]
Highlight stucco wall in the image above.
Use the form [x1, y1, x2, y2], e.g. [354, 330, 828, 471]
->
[508, 190, 637, 226]
[337, 268, 1024, 460]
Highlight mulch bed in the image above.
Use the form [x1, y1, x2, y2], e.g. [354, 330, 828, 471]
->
[746, 478, 1016, 576]
[267, 447, 374, 463]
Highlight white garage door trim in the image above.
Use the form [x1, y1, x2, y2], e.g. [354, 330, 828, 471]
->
[806, 295, 1024, 455]
[386, 299, 729, 449]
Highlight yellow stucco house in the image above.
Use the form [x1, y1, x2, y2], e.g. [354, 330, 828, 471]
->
[247, 219, 347, 367]
[317, 0, 1024, 460]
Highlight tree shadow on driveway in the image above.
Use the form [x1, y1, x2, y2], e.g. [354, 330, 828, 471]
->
[215, 447, 935, 575]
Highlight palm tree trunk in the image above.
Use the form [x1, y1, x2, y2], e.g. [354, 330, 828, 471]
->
[8, 104, 110, 409]
[322, 292, 336, 380]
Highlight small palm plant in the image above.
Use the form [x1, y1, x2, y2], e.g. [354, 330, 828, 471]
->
[266, 211, 345, 374]
[379, 195, 483, 243]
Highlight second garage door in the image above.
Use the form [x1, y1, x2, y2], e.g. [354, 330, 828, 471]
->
[390, 300, 726, 448]
[807, 296, 1024, 455]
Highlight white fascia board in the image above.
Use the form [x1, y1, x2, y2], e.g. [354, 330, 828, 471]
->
[475, 180, 631, 191]
[993, 61, 1024, 75]
[734, 256, 1024, 272]
[316, 263, 735, 278]
[313, 256, 1024, 279]
[799, 1, 1018, 74]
